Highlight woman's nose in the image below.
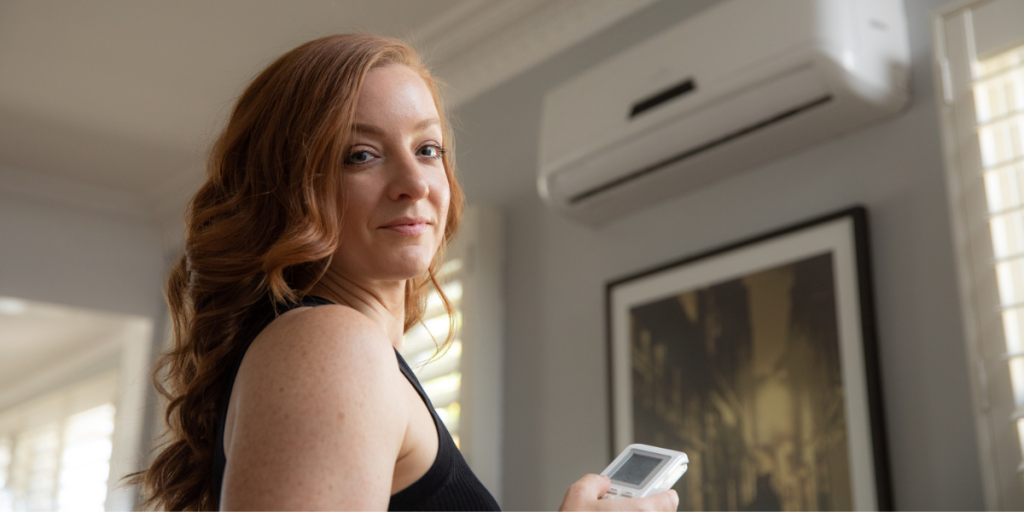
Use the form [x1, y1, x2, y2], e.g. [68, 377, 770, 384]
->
[388, 151, 430, 202]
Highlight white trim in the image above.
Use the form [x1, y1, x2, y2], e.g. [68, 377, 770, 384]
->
[451, 206, 505, 505]
[105, 319, 154, 511]
[409, 0, 549, 63]
[933, 0, 985, 18]
[416, 0, 659, 107]
[932, 10, 1001, 510]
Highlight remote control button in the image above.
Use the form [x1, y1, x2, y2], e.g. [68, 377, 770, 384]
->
[607, 488, 619, 495]
[621, 491, 634, 498]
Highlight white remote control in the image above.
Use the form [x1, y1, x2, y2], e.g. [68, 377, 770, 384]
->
[599, 444, 688, 499]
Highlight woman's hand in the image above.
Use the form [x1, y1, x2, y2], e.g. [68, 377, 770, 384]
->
[558, 474, 679, 511]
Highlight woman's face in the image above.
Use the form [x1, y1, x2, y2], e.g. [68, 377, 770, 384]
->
[333, 64, 450, 284]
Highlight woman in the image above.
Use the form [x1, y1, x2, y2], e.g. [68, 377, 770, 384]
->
[134, 34, 679, 511]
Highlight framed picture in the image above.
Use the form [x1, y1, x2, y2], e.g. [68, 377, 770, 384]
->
[607, 207, 890, 511]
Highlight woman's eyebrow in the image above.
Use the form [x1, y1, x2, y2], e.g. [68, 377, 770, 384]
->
[350, 118, 440, 136]
[352, 123, 385, 135]
[415, 118, 440, 131]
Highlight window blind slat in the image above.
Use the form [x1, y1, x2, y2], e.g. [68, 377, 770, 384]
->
[412, 342, 461, 382]
[1001, 307, 1024, 353]
[983, 154, 1024, 174]
[988, 212, 1024, 259]
[976, 108, 1024, 129]
[973, 61, 1024, 86]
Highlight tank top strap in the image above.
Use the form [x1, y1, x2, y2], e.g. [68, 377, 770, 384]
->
[393, 350, 438, 412]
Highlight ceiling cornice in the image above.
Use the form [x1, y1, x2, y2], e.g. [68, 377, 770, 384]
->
[415, 0, 660, 107]
[0, 164, 153, 222]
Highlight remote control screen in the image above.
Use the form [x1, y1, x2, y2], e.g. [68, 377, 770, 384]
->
[610, 453, 662, 486]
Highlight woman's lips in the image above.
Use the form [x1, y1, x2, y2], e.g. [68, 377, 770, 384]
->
[383, 223, 428, 235]
[380, 217, 429, 235]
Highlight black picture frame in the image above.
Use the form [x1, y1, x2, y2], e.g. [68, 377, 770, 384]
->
[606, 207, 890, 511]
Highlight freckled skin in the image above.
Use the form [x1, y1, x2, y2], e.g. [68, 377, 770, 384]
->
[220, 65, 446, 510]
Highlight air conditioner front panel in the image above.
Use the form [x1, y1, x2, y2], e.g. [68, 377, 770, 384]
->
[551, 97, 856, 224]
[549, 65, 830, 202]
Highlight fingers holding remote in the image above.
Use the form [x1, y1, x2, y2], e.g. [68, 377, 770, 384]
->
[632, 489, 679, 512]
[558, 474, 679, 511]
[559, 474, 610, 511]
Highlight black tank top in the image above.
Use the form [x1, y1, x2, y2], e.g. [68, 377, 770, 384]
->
[212, 296, 500, 511]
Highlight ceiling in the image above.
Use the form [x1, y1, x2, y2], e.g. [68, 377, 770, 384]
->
[0, 0, 657, 232]
[0, 0, 658, 393]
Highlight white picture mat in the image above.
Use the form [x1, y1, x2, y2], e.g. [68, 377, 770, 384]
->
[609, 215, 877, 511]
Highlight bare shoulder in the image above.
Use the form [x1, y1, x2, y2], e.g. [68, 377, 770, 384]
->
[222, 305, 405, 510]
[234, 305, 402, 412]
[248, 304, 398, 378]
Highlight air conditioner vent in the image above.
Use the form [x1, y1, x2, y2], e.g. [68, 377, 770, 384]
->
[571, 94, 833, 204]
[629, 78, 697, 118]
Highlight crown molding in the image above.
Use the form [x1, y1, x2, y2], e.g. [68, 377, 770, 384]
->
[414, 0, 660, 107]
[0, 160, 202, 255]
[0, 164, 154, 222]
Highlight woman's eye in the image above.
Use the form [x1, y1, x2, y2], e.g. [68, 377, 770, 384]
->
[345, 151, 373, 165]
[418, 145, 444, 159]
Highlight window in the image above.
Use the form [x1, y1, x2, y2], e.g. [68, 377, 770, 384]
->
[0, 371, 117, 512]
[0, 297, 153, 511]
[936, 1, 1024, 508]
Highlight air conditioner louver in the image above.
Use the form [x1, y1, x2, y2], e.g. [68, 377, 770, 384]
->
[571, 94, 833, 204]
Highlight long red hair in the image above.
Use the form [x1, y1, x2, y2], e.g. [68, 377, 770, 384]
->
[131, 34, 463, 511]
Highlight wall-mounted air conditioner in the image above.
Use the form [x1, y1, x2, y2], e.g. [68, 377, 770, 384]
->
[537, 0, 910, 224]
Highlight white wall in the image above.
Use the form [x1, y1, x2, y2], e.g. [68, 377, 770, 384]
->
[0, 185, 165, 319]
[452, 0, 986, 509]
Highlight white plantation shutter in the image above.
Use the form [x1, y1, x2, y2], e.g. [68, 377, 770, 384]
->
[936, 1, 1024, 508]
[977, 45, 1024, 445]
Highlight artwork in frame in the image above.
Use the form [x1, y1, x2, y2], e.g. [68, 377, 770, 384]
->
[606, 207, 890, 511]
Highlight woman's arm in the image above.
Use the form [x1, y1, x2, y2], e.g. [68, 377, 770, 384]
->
[221, 305, 407, 511]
